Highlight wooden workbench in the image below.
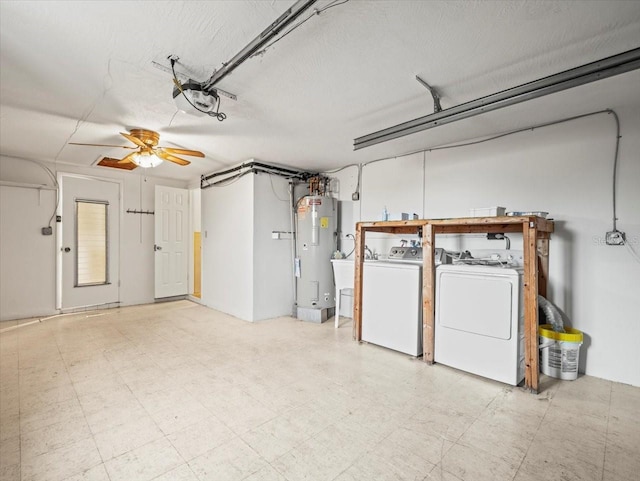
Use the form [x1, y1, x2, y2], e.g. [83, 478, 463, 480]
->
[352, 216, 554, 393]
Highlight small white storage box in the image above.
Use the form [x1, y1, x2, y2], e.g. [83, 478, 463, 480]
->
[469, 206, 506, 217]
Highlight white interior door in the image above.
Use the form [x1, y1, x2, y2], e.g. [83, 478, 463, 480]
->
[60, 176, 120, 310]
[155, 185, 189, 298]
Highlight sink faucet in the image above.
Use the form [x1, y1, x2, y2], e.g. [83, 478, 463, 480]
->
[365, 245, 374, 259]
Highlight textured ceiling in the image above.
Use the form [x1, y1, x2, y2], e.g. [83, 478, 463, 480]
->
[1, 0, 640, 181]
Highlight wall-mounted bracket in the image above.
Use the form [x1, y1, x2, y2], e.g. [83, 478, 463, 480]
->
[126, 209, 154, 215]
[416, 75, 442, 113]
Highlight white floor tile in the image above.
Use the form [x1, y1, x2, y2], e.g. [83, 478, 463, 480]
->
[104, 438, 183, 481]
[62, 463, 110, 481]
[167, 416, 236, 461]
[1, 301, 639, 481]
[21, 417, 92, 461]
[92, 414, 164, 461]
[188, 438, 267, 481]
[150, 464, 200, 481]
[20, 437, 102, 481]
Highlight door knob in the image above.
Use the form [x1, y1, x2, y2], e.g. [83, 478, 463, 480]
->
[63, 247, 71, 253]
[154, 245, 162, 251]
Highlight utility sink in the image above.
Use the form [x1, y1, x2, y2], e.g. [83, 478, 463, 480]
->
[331, 259, 355, 328]
[330, 259, 355, 289]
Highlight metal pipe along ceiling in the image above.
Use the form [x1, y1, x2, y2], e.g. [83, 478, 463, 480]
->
[353, 47, 640, 150]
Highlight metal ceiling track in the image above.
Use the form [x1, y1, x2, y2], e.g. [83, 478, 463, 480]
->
[203, 0, 318, 88]
[354, 47, 640, 150]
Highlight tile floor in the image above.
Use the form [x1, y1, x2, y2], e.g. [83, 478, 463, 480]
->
[0, 300, 638, 481]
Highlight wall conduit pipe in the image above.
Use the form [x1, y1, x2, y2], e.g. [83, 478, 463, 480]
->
[289, 181, 298, 315]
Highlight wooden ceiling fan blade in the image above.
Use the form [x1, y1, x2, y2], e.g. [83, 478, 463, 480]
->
[120, 132, 148, 148]
[69, 142, 136, 149]
[156, 151, 190, 166]
[157, 147, 205, 158]
[117, 152, 138, 164]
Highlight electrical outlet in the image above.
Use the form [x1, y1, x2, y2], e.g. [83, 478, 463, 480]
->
[41, 226, 53, 236]
[606, 230, 626, 246]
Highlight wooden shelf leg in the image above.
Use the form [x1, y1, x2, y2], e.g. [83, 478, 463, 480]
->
[422, 224, 435, 364]
[523, 223, 540, 393]
[353, 224, 365, 341]
[537, 235, 550, 299]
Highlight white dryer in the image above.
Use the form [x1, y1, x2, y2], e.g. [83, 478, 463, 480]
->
[435, 263, 524, 386]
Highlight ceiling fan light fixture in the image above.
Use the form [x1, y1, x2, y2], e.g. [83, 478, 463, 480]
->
[69, 128, 201, 167]
[131, 151, 163, 168]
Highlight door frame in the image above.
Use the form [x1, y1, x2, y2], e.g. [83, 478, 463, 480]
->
[188, 186, 201, 300]
[56, 172, 123, 310]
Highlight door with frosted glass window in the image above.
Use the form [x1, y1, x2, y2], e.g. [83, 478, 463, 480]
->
[60, 175, 120, 310]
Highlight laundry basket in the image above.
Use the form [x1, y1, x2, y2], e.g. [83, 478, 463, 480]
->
[539, 324, 583, 380]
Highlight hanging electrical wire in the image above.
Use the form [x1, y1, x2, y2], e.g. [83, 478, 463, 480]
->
[624, 239, 640, 265]
[343, 233, 356, 258]
[350, 109, 622, 231]
[269, 173, 290, 202]
[322, 163, 358, 174]
[14, 158, 59, 229]
[608, 110, 621, 232]
[322, 109, 635, 262]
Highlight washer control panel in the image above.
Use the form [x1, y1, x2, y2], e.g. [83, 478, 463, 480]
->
[388, 246, 423, 260]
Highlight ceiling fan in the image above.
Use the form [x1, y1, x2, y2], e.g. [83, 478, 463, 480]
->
[69, 129, 204, 168]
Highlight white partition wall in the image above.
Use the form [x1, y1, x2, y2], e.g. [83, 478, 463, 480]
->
[201, 174, 254, 321]
[201, 169, 293, 322]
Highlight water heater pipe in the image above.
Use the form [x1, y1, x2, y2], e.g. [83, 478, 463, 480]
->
[289, 181, 298, 315]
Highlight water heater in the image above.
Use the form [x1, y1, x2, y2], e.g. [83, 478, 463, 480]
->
[296, 195, 337, 309]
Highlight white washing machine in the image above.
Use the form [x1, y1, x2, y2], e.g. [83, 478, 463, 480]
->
[362, 260, 422, 356]
[435, 262, 524, 386]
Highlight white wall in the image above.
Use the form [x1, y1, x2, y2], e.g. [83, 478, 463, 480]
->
[253, 174, 295, 320]
[0, 155, 189, 320]
[201, 174, 254, 321]
[329, 109, 640, 387]
[0, 185, 57, 320]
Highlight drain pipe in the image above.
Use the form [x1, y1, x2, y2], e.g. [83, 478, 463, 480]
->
[289, 181, 298, 316]
[538, 295, 565, 333]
